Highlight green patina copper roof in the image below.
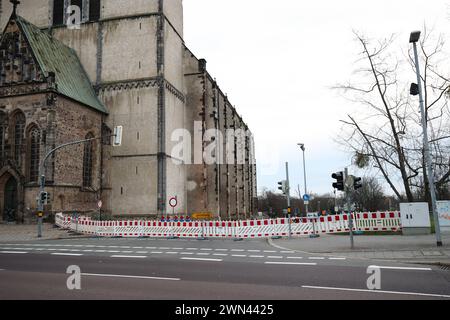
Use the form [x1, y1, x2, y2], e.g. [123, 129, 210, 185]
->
[15, 16, 107, 114]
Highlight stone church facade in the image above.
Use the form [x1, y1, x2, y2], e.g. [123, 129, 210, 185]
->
[0, 0, 257, 223]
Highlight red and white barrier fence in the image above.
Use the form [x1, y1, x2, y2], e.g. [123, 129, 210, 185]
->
[55, 211, 402, 239]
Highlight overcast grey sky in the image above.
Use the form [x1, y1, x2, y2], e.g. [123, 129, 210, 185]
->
[183, 0, 450, 196]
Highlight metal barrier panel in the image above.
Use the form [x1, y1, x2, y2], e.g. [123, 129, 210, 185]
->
[54, 211, 403, 238]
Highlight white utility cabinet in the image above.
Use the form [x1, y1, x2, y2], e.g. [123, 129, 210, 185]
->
[400, 203, 431, 235]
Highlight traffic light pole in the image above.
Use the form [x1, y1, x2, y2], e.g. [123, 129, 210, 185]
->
[285, 162, 292, 239]
[345, 168, 355, 250]
[37, 135, 116, 238]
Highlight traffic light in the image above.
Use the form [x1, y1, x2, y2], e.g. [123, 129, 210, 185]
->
[40, 192, 51, 205]
[278, 180, 288, 195]
[354, 177, 363, 190]
[332, 172, 345, 191]
[410, 83, 419, 96]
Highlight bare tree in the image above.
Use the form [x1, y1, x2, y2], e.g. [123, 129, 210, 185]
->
[353, 176, 386, 211]
[335, 28, 450, 202]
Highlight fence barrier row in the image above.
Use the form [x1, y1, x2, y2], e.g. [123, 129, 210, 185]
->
[55, 212, 402, 239]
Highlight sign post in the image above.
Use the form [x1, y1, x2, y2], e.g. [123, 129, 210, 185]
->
[345, 168, 355, 250]
[97, 200, 103, 221]
[169, 197, 178, 217]
[168, 197, 178, 239]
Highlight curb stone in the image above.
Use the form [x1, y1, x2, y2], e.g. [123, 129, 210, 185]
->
[267, 238, 450, 268]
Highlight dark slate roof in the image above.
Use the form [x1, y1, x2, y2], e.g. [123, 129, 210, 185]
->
[15, 16, 107, 114]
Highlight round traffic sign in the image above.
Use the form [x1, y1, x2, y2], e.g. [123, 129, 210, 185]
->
[169, 197, 178, 208]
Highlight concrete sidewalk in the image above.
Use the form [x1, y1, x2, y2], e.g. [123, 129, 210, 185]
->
[0, 223, 88, 242]
[270, 233, 450, 266]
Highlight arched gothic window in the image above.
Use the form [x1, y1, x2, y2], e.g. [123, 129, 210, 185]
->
[83, 133, 94, 188]
[13, 112, 26, 167]
[0, 112, 6, 161]
[28, 126, 41, 183]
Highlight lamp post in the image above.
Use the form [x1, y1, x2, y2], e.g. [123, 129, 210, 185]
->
[410, 31, 443, 247]
[37, 133, 119, 238]
[298, 143, 308, 215]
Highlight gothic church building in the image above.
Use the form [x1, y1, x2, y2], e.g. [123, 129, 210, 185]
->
[0, 0, 257, 223]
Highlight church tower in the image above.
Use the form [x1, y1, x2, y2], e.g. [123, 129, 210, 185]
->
[1, 0, 187, 217]
[0, 0, 257, 221]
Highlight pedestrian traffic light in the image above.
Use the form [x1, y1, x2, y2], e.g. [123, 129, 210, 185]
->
[278, 180, 288, 195]
[354, 177, 363, 190]
[332, 172, 345, 191]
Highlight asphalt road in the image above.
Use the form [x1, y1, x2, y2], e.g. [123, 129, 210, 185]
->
[0, 238, 449, 300]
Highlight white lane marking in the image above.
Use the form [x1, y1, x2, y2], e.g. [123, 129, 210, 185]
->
[111, 255, 147, 259]
[51, 253, 83, 256]
[180, 252, 194, 255]
[181, 257, 223, 262]
[82, 273, 180, 281]
[136, 251, 148, 254]
[267, 256, 284, 259]
[0, 251, 28, 254]
[248, 250, 261, 253]
[146, 247, 157, 250]
[370, 265, 432, 272]
[166, 252, 178, 255]
[187, 248, 198, 251]
[158, 247, 170, 250]
[231, 249, 245, 252]
[309, 257, 325, 260]
[151, 251, 163, 254]
[329, 257, 346, 260]
[107, 251, 121, 253]
[301, 286, 450, 299]
[249, 255, 265, 258]
[264, 250, 277, 253]
[200, 248, 213, 251]
[215, 249, 228, 252]
[196, 253, 211, 256]
[172, 248, 183, 250]
[133, 247, 144, 249]
[265, 262, 317, 266]
[287, 257, 304, 260]
[232, 255, 247, 257]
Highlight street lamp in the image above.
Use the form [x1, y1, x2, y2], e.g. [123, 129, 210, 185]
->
[297, 143, 309, 215]
[410, 31, 443, 247]
[37, 132, 120, 238]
